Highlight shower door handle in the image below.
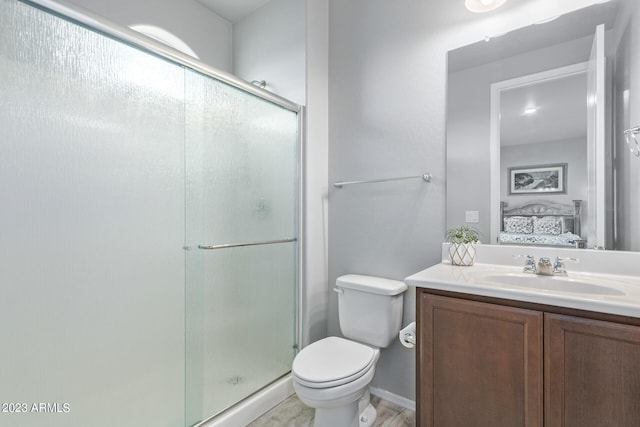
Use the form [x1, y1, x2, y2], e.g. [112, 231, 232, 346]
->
[196, 238, 297, 250]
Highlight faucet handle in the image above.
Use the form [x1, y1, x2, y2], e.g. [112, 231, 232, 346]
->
[555, 256, 580, 265]
[553, 257, 580, 275]
[513, 254, 536, 273]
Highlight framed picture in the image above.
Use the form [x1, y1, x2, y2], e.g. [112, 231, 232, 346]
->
[508, 163, 567, 195]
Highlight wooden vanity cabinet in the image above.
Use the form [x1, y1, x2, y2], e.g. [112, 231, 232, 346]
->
[417, 293, 543, 427]
[417, 290, 640, 427]
[545, 314, 640, 427]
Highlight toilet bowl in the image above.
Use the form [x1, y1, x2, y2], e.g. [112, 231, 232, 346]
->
[292, 275, 408, 427]
[293, 337, 380, 427]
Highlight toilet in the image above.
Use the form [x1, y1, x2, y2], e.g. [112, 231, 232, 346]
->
[292, 274, 408, 427]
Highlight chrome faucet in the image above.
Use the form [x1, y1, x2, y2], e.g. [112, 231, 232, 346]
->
[517, 255, 580, 276]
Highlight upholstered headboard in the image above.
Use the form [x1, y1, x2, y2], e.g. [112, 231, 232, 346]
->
[500, 200, 582, 237]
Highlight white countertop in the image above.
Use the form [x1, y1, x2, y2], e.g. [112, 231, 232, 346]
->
[405, 262, 640, 318]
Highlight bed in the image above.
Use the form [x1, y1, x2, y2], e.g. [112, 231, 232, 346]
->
[499, 200, 585, 248]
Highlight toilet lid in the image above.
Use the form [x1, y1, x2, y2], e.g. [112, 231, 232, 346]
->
[292, 336, 378, 389]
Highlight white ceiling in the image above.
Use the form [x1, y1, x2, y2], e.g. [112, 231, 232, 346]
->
[500, 73, 588, 147]
[448, 1, 619, 73]
[195, 0, 518, 25]
[196, 0, 271, 23]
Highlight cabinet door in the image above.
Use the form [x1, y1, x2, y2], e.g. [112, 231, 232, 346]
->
[545, 314, 640, 427]
[418, 293, 543, 427]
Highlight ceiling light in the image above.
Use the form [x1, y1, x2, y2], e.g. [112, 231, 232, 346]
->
[465, 0, 507, 13]
[523, 107, 538, 115]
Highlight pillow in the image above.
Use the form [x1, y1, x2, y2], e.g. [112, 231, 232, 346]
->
[504, 216, 533, 234]
[533, 216, 562, 235]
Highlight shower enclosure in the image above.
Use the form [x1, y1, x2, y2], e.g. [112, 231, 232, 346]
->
[0, 1, 301, 426]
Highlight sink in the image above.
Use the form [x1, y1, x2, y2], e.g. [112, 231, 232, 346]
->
[476, 272, 626, 296]
[406, 258, 640, 317]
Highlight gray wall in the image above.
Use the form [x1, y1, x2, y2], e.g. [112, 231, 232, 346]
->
[233, 0, 306, 105]
[501, 138, 588, 207]
[303, 0, 330, 346]
[328, 0, 445, 401]
[327, 0, 603, 402]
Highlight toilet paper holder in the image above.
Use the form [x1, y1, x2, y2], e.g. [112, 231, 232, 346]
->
[399, 322, 416, 348]
[403, 332, 416, 345]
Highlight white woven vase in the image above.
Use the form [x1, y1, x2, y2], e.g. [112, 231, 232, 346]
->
[449, 242, 477, 266]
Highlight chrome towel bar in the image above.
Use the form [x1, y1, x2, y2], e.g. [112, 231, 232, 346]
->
[197, 238, 297, 250]
[333, 173, 432, 188]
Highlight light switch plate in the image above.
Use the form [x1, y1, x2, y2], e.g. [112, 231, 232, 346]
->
[465, 211, 479, 223]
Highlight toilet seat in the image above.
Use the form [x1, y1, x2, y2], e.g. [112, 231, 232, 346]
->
[292, 336, 378, 389]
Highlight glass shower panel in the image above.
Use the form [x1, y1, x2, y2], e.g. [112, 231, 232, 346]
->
[185, 70, 299, 424]
[0, 1, 185, 426]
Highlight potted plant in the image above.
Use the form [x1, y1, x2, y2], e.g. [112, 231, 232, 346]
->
[445, 226, 480, 266]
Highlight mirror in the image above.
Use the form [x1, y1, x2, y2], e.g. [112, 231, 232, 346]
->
[446, 0, 640, 251]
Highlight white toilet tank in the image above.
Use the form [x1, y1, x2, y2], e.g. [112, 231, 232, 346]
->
[336, 274, 408, 348]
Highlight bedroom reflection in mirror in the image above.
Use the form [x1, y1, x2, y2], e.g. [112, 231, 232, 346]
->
[499, 200, 586, 248]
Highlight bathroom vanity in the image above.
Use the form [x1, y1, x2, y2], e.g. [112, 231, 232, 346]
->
[406, 246, 640, 427]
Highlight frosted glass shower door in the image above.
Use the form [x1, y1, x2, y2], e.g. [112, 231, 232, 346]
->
[185, 71, 300, 424]
[0, 1, 185, 426]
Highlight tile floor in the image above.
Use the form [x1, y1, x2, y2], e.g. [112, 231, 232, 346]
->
[248, 394, 415, 426]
